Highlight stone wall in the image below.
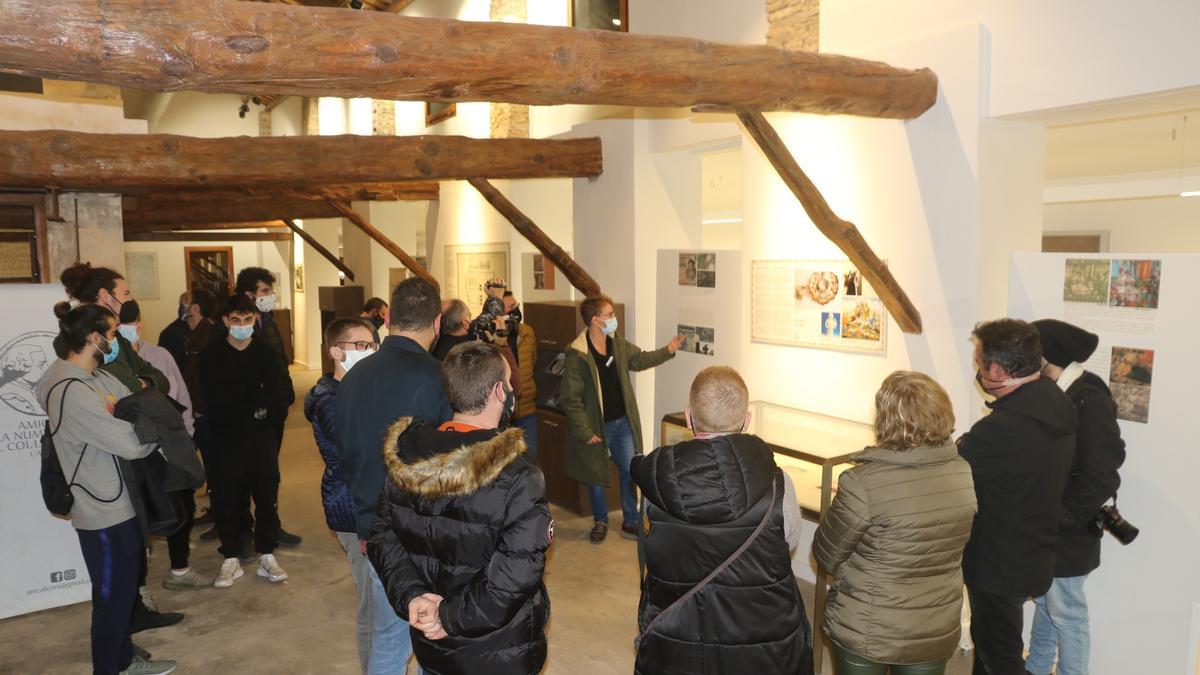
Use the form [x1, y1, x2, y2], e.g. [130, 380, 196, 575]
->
[372, 100, 396, 136]
[490, 0, 530, 138]
[766, 0, 819, 51]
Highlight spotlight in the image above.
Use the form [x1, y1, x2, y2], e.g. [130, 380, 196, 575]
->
[238, 102, 250, 118]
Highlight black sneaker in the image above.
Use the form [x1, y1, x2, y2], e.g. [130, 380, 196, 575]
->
[276, 528, 302, 547]
[589, 521, 608, 544]
[620, 522, 638, 540]
[129, 602, 184, 634]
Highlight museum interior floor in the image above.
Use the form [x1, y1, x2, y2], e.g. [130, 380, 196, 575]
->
[0, 369, 976, 674]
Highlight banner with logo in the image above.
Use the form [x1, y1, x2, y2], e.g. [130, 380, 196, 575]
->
[0, 285, 91, 619]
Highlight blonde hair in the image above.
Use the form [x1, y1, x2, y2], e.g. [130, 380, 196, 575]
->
[689, 366, 749, 433]
[873, 371, 955, 451]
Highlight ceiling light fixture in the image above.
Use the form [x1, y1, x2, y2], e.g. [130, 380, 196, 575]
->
[701, 217, 743, 225]
[611, 18, 622, 26]
[1182, 190, 1200, 197]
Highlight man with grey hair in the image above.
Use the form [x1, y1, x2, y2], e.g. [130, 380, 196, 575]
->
[432, 299, 472, 361]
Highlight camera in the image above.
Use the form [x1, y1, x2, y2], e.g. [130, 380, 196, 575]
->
[1089, 503, 1139, 545]
[468, 296, 520, 341]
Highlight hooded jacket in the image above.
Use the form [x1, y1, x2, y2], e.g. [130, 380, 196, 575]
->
[53, 332, 169, 394]
[630, 434, 812, 675]
[368, 418, 550, 675]
[560, 331, 673, 487]
[958, 376, 1077, 596]
[1055, 369, 1125, 576]
[303, 374, 357, 534]
[813, 443, 977, 664]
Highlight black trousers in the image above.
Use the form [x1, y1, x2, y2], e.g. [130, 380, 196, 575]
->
[968, 588, 1028, 675]
[208, 430, 280, 559]
[166, 490, 197, 569]
[77, 517, 141, 675]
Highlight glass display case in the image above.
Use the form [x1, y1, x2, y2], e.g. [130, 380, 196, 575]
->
[661, 400, 874, 671]
[661, 400, 872, 517]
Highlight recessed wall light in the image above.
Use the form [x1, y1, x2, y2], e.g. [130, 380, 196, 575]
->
[611, 18, 621, 26]
[1182, 191, 1200, 197]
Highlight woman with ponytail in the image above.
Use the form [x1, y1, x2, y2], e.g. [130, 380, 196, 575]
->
[35, 303, 178, 675]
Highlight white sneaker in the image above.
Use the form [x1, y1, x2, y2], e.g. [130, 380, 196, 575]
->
[213, 558, 243, 588]
[257, 553, 288, 583]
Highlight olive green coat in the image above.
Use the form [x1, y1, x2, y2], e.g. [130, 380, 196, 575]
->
[813, 442, 977, 665]
[53, 333, 169, 394]
[559, 331, 673, 487]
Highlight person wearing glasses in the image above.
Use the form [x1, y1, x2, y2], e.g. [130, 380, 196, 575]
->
[304, 317, 380, 672]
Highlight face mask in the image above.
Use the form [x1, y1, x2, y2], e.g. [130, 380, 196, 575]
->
[95, 336, 119, 365]
[370, 315, 384, 330]
[117, 298, 140, 325]
[117, 324, 140, 345]
[255, 293, 277, 313]
[602, 317, 619, 335]
[178, 305, 189, 321]
[499, 386, 516, 430]
[229, 325, 255, 341]
[341, 347, 375, 373]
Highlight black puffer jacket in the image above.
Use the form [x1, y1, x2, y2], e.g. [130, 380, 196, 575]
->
[959, 376, 1077, 596]
[368, 418, 550, 675]
[630, 434, 813, 675]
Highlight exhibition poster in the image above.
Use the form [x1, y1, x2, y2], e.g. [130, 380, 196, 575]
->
[751, 259, 886, 354]
[444, 243, 510, 316]
[0, 286, 93, 619]
[678, 252, 716, 288]
[1060, 257, 1163, 423]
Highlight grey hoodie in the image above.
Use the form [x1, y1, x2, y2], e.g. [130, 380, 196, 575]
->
[36, 359, 155, 531]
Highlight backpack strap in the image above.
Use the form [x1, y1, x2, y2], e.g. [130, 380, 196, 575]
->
[44, 376, 124, 504]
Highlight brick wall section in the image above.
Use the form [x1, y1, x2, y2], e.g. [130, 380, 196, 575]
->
[302, 97, 319, 136]
[766, 0, 820, 52]
[372, 99, 396, 136]
[490, 0, 530, 138]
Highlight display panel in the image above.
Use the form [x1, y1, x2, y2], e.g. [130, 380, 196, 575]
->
[751, 259, 887, 353]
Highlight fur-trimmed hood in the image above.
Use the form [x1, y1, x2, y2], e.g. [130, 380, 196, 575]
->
[382, 417, 529, 499]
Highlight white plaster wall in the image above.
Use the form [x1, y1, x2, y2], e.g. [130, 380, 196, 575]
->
[295, 218, 343, 369]
[271, 97, 304, 137]
[821, 0, 1200, 118]
[150, 92, 258, 137]
[0, 95, 146, 133]
[504, 177, 573, 303]
[1045, 196, 1200, 253]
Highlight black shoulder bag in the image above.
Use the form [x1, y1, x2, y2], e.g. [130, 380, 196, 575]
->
[40, 378, 124, 516]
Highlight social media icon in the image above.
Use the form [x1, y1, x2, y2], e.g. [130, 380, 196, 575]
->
[64, 569, 76, 581]
[50, 572, 62, 583]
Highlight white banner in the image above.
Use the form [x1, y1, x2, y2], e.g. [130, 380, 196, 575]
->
[0, 285, 92, 619]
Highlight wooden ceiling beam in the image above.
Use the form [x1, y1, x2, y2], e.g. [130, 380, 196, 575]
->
[0, 0, 937, 118]
[467, 178, 602, 297]
[125, 231, 292, 242]
[0, 131, 601, 190]
[123, 194, 346, 228]
[329, 200, 438, 290]
[281, 218, 355, 281]
[124, 220, 287, 232]
[736, 110, 922, 334]
[148, 182, 439, 202]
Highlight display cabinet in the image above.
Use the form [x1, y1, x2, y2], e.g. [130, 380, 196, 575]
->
[660, 401, 873, 671]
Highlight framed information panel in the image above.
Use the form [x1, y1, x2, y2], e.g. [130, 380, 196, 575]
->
[751, 259, 887, 354]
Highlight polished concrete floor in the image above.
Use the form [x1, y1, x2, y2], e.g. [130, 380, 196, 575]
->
[0, 369, 976, 674]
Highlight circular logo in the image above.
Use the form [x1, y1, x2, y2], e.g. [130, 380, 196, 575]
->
[0, 331, 57, 416]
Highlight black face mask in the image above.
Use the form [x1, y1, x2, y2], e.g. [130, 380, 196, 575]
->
[370, 315, 384, 329]
[118, 299, 141, 325]
[499, 386, 516, 430]
[178, 304, 189, 321]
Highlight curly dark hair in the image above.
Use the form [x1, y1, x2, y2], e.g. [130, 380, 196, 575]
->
[972, 319, 1043, 377]
[60, 263, 123, 303]
[235, 267, 276, 296]
[53, 302, 115, 354]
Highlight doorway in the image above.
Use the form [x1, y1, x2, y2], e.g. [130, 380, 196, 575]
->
[185, 246, 234, 298]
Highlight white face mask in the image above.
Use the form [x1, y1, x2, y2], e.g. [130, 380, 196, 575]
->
[255, 293, 277, 313]
[117, 324, 140, 345]
[341, 347, 375, 373]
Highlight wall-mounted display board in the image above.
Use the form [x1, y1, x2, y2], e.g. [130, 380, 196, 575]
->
[521, 251, 572, 303]
[444, 243, 510, 316]
[123, 251, 159, 300]
[751, 259, 886, 354]
[1010, 253, 1200, 675]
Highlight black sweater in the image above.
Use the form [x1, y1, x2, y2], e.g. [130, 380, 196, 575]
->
[198, 336, 290, 436]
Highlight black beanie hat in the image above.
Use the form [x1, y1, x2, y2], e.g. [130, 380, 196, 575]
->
[1033, 319, 1098, 367]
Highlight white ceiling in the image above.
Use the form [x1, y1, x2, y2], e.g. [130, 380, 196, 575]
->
[1045, 110, 1200, 182]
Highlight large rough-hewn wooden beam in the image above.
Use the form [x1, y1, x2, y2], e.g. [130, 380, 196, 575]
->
[281, 218, 355, 282]
[467, 178, 602, 297]
[124, 220, 287, 232]
[125, 231, 292, 242]
[329, 201, 439, 290]
[0, 0, 937, 119]
[736, 110, 922, 334]
[156, 182, 441, 202]
[0, 131, 602, 190]
[123, 194, 344, 228]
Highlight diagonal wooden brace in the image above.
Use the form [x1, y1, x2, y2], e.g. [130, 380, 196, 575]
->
[281, 218, 355, 282]
[736, 110, 923, 334]
[328, 200, 439, 291]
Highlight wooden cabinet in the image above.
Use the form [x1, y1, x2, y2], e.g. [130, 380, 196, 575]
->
[536, 409, 623, 516]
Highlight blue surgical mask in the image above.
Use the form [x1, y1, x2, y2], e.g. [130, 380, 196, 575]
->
[602, 317, 619, 335]
[117, 324, 140, 345]
[96, 336, 119, 365]
[229, 325, 254, 341]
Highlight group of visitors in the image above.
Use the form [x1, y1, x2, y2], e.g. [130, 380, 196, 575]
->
[38, 256, 1125, 675]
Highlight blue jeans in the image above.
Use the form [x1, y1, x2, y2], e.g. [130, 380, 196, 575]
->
[513, 414, 538, 460]
[336, 532, 417, 675]
[587, 416, 639, 527]
[1027, 575, 1090, 675]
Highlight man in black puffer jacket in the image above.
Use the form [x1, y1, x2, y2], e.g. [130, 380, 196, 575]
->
[630, 366, 813, 675]
[368, 341, 550, 675]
